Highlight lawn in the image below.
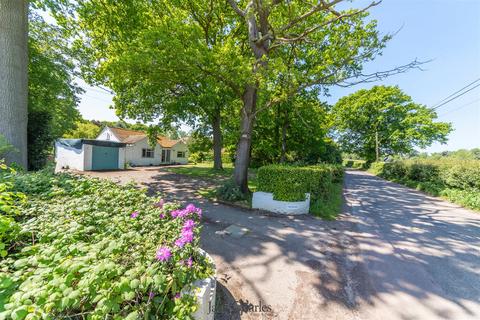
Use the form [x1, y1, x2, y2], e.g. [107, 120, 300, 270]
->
[166, 162, 258, 190]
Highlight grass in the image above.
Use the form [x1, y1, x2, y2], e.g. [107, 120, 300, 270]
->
[309, 182, 344, 220]
[167, 161, 258, 190]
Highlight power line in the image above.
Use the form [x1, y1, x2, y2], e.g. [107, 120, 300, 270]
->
[431, 77, 480, 109]
[437, 98, 480, 117]
[431, 82, 480, 110]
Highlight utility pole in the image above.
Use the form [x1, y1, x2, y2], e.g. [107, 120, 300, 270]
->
[375, 130, 380, 162]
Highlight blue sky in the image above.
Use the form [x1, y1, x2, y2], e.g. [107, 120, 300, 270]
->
[77, 0, 480, 153]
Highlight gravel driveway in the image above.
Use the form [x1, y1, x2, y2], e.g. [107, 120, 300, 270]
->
[80, 167, 480, 320]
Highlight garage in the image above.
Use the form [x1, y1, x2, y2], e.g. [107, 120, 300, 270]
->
[55, 139, 126, 171]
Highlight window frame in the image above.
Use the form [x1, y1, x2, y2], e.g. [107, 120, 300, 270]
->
[177, 151, 186, 158]
[142, 148, 154, 158]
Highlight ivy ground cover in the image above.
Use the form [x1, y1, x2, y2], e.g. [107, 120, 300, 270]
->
[0, 168, 213, 319]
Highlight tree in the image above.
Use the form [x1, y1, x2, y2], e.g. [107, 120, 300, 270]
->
[224, 0, 423, 193]
[0, 0, 29, 169]
[29, 14, 82, 138]
[72, 0, 419, 193]
[70, 0, 239, 171]
[63, 120, 102, 139]
[332, 85, 452, 162]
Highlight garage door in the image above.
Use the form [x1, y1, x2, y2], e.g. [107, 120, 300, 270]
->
[92, 145, 119, 170]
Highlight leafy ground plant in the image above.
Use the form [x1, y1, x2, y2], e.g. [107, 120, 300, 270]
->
[0, 169, 213, 319]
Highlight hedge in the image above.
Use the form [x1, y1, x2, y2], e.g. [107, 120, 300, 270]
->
[0, 168, 213, 319]
[369, 159, 480, 210]
[342, 159, 368, 170]
[257, 164, 343, 202]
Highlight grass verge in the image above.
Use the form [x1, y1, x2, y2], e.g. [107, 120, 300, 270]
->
[309, 182, 343, 220]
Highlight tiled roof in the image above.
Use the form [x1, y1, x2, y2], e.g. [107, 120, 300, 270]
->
[108, 127, 180, 148]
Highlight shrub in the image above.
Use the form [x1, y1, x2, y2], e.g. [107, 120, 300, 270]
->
[257, 164, 342, 201]
[342, 159, 367, 170]
[216, 179, 245, 202]
[0, 162, 26, 257]
[370, 159, 480, 211]
[0, 171, 213, 319]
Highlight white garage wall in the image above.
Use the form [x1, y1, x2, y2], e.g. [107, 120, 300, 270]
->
[118, 147, 126, 169]
[55, 142, 85, 171]
[83, 144, 93, 170]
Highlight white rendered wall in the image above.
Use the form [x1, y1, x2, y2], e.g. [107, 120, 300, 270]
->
[118, 147, 126, 169]
[252, 192, 310, 215]
[125, 138, 163, 166]
[97, 127, 120, 142]
[83, 144, 93, 170]
[170, 142, 189, 164]
[55, 142, 85, 171]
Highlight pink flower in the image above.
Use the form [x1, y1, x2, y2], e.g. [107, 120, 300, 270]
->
[183, 219, 195, 231]
[156, 247, 172, 262]
[130, 211, 139, 218]
[149, 291, 155, 299]
[186, 256, 193, 267]
[185, 204, 196, 212]
[159, 213, 165, 219]
[154, 199, 165, 208]
[174, 292, 181, 299]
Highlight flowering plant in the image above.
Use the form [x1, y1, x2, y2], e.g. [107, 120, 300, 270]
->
[0, 171, 213, 319]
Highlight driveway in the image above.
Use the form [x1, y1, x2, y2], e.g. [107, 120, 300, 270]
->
[80, 167, 480, 320]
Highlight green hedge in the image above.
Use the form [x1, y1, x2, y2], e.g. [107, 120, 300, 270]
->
[257, 164, 343, 202]
[370, 159, 480, 210]
[342, 159, 368, 170]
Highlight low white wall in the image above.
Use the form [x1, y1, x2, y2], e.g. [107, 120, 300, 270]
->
[183, 249, 216, 320]
[252, 191, 310, 215]
[55, 142, 85, 171]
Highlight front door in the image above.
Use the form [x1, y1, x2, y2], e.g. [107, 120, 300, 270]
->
[161, 150, 171, 163]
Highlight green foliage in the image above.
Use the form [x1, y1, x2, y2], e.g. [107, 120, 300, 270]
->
[216, 179, 246, 202]
[27, 111, 54, 170]
[370, 159, 480, 211]
[333, 86, 452, 162]
[0, 135, 17, 160]
[63, 120, 102, 139]
[342, 159, 368, 170]
[310, 182, 344, 220]
[0, 169, 212, 319]
[251, 94, 341, 166]
[0, 163, 26, 258]
[257, 164, 343, 202]
[27, 14, 83, 170]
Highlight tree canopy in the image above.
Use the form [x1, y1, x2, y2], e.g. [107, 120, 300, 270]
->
[332, 85, 452, 162]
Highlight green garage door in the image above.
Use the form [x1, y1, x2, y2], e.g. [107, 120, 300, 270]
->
[92, 145, 119, 170]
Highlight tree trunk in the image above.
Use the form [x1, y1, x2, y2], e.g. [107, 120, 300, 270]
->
[280, 109, 289, 163]
[212, 109, 223, 170]
[375, 130, 380, 162]
[0, 0, 28, 169]
[234, 85, 257, 194]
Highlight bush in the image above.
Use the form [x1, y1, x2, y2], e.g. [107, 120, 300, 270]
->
[0, 171, 213, 319]
[342, 159, 367, 169]
[257, 164, 342, 201]
[0, 162, 26, 257]
[370, 159, 480, 211]
[216, 179, 245, 202]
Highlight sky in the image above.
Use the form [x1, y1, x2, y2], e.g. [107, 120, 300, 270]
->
[76, 0, 480, 153]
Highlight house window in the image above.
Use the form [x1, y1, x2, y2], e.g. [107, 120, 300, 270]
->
[177, 151, 186, 158]
[142, 148, 154, 158]
[106, 133, 110, 140]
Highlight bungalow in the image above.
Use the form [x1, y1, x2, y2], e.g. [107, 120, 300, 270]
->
[96, 126, 189, 166]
